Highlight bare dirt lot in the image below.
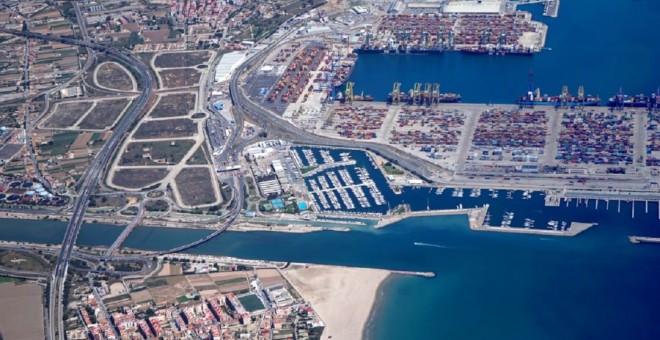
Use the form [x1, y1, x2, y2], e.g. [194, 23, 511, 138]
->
[0, 283, 45, 340]
[149, 93, 197, 118]
[43, 101, 93, 128]
[154, 51, 211, 68]
[119, 140, 195, 166]
[96, 62, 134, 91]
[112, 168, 169, 189]
[145, 275, 196, 305]
[78, 98, 131, 130]
[256, 268, 287, 287]
[158, 68, 202, 88]
[175, 167, 217, 206]
[134, 118, 197, 139]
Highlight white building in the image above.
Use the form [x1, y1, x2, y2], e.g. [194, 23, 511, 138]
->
[443, 0, 502, 14]
[214, 51, 246, 83]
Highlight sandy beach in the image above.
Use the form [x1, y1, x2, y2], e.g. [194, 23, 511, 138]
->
[284, 265, 390, 340]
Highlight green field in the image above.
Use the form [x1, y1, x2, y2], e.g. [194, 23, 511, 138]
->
[215, 277, 246, 286]
[238, 294, 265, 312]
[39, 131, 79, 156]
[0, 276, 19, 283]
[177, 295, 193, 303]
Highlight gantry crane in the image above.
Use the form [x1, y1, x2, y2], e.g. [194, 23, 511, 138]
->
[432, 83, 440, 104]
[391, 82, 401, 105]
[344, 82, 354, 105]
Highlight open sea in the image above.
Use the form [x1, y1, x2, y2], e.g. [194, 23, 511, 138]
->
[2, 0, 660, 339]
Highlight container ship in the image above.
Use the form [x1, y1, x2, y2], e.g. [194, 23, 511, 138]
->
[387, 91, 461, 105]
[518, 86, 601, 107]
[608, 89, 659, 108]
[331, 54, 357, 87]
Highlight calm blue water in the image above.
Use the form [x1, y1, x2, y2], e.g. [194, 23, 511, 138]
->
[347, 0, 660, 103]
[0, 206, 659, 339]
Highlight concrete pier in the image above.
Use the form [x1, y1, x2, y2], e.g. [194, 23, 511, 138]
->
[374, 206, 484, 229]
[472, 220, 595, 237]
[629, 236, 660, 245]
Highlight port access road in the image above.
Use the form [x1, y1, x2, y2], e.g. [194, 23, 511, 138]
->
[228, 34, 453, 184]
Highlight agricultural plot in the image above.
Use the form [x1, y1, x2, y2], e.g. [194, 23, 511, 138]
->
[0, 144, 22, 161]
[174, 167, 217, 207]
[42, 101, 93, 128]
[37, 131, 79, 157]
[187, 274, 219, 298]
[95, 62, 135, 91]
[133, 118, 197, 139]
[158, 69, 202, 88]
[112, 168, 169, 189]
[119, 140, 195, 166]
[78, 98, 131, 130]
[149, 93, 197, 118]
[153, 51, 211, 68]
[209, 272, 250, 294]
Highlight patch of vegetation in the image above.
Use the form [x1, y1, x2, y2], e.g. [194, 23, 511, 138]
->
[300, 166, 317, 174]
[38, 131, 80, 156]
[145, 199, 169, 212]
[145, 278, 168, 288]
[176, 295, 193, 303]
[0, 250, 50, 271]
[0, 276, 20, 283]
[215, 277, 246, 286]
[382, 162, 404, 175]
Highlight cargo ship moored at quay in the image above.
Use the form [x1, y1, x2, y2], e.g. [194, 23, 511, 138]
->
[518, 86, 601, 108]
[608, 89, 660, 109]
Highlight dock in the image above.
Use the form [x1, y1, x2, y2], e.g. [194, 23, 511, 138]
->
[629, 236, 660, 245]
[472, 220, 595, 236]
[375, 206, 485, 229]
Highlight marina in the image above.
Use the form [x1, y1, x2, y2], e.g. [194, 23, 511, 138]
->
[292, 147, 660, 238]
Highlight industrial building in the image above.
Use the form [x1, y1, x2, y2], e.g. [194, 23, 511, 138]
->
[256, 173, 283, 196]
[214, 51, 246, 83]
[443, 0, 502, 14]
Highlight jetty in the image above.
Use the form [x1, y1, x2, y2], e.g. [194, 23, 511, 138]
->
[301, 159, 356, 177]
[472, 220, 595, 237]
[391, 270, 435, 278]
[375, 205, 485, 229]
[629, 236, 660, 245]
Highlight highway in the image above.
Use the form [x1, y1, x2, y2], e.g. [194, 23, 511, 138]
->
[0, 27, 155, 340]
[227, 33, 453, 184]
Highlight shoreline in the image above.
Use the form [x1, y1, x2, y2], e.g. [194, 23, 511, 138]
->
[362, 273, 395, 340]
[282, 264, 392, 340]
